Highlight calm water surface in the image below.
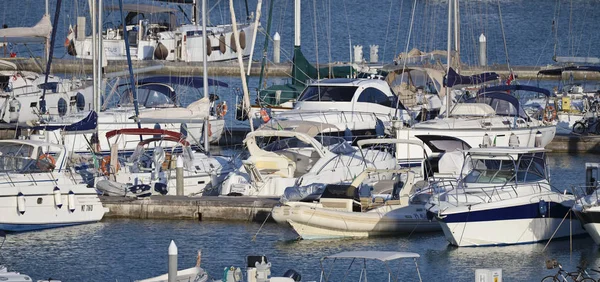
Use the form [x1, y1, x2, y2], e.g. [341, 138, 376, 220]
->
[0, 153, 599, 281]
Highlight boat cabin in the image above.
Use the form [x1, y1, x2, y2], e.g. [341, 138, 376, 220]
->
[0, 140, 65, 173]
[103, 4, 177, 41]
[294, 78, 404, 113]
[460, 147, 548, 187]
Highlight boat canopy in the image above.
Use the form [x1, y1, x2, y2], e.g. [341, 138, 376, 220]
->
[119, 83, 176, 108]
[105, 4, 176, 30]
[414, 135, 471, 153]
[245, 130, 331, 158]
[105, 4, 178, 13]
[538, 65, 600, 76]
[465, 93, 530, 120]
[137, 76, 229, 88]
[462, 148, 548, 184]
[322, 251, 420, 261]
[445, 67, 499, 87]
[106, 128, 184, 140]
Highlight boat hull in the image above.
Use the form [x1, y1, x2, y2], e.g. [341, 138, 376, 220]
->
[434, 202, 585, 247]
[281, 204, 440, 240]
[573, 206, 600, 244]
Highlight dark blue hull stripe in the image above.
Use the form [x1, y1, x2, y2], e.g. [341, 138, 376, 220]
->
[0, 221, 97, 232]
[429, 202, 572, 223]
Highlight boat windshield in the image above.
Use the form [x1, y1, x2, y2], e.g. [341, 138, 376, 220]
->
[119, 85, 175, 108]
[462, 152, 547, 184]
[298, 86, 357, 102]
[262, 136, 354, 154]
[0, 144, 54, 173]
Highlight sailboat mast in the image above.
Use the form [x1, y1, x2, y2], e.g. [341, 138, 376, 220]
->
[454, 0, 460, 73]
[90, 0, 98, 115]
[202, 0, 208, 99]
[229, 0, 253, 131]
[246, 0, 262, 76]
[45, 0, 49, 63]
[445, 0, 453, 118]
[192, 0, 198, 25]
[97, 0, 103, 114]
[294, 0, 300, 47]
[256, 0, 275, 91]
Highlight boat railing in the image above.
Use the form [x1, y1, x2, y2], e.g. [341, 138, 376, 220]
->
[443, 182, 551, 207]
[290, 110, 389, 125]
[571, 184, 600, 207]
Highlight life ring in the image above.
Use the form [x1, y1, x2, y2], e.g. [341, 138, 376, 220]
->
[543, 105, 557, 122]
[216, 102, 228, 118]
[260, 108, 270, 123]
[38, 154, 56, 165]
[100, 155, 120, 176]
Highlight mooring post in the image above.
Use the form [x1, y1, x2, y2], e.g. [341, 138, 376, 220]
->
[168, 240, 178, 282]
[176, 156, 184, 196]
[479, 33, 487, 67]
[273, 32, 280, 64]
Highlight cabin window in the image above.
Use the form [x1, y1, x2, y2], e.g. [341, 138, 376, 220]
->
[57, 98, 67, 116]
[37, 198, 43, 204]
[298, 86, 356, 102]
[357, 87, 392, 107]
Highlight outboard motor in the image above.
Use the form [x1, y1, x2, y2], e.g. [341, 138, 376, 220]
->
[282, 269, 301, 282]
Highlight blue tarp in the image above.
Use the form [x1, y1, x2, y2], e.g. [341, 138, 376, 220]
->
[32, 111, 97, 132]
[477, 84, 551, 97]
[445, 67, 499, 87]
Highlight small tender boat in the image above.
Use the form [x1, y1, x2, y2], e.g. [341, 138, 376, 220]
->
[273, 166, 440, 240]
[571, 163, 600, 244]
[219, 127, 398, 197]
[426, 146, 585, 247]
[96, 128, 236, 197]
[0, 139, 107, 232]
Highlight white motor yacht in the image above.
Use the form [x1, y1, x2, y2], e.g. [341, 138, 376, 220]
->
[0, 139, 107, 232]
[396, 85, 556, 161]
[96, 128, 236, 197]
[426, 146, 585, 247]
[68, 4, 256, 62]
[219, 128, 398, 197]
[263, 78, 413, 140]
[572, 163, 600, 244]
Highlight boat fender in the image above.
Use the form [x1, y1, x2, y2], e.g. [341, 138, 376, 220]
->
[68, 190, 76, 212]
[260, 108, 270, 123]
[539, 200, 547, 218]
[154, 42, 169, 60]
[230, 33, 237, 53]
[67, 39, 77, 56]
[219, 34, 226, 54]
[17, 192, 25, 215]
[206, 36, 212, 56]
[239, 30, 246, 50]
[53, 187, 63, 209]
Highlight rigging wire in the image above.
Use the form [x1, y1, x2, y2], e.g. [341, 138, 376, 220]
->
[394, 0, 418, 120]
[382, 0, 394, 61]
[496, 0, 512, 74]
[392, 0, 405, 61]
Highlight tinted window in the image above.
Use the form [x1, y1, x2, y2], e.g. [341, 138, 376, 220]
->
[298, 86, 357, 102]
[357, 87, 392, 107]
[76, 93, 86, 111]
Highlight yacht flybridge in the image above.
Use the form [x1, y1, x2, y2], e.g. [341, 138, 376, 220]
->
[426, 146, 584, 247]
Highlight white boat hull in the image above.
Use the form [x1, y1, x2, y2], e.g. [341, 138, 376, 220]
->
[0, 185, 106, 232]
[278, 204, 440, 239]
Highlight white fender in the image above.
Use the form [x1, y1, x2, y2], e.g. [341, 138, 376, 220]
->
[53, 187, 63, 209]
[68, 190, 76, 212]
[17, 192, 25, 215]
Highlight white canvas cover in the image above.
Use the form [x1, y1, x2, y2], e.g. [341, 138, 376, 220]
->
[438, 150, 468, 176]
[450, 103, 496, 117]
[0, 15, 52, 41]
[137, 97, 210, 121]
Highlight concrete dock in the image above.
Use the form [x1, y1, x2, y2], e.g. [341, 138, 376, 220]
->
[3, 57, 600, 80]
[101, 195, 279, 222]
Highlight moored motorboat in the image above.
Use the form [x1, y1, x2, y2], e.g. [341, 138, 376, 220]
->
[572, 163, 600, 244]
[0, 139, 107, 232]
[273, 166, 440, 240]
[426, 146, 585, 247]
[219, 128, 397, 197]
